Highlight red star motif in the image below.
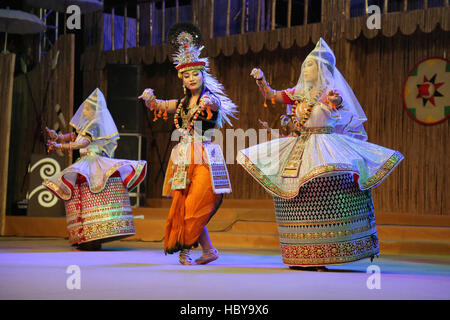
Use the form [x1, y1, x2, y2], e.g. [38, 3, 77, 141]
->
[416, 74, 445, 107]
[417, 83, 430, 98]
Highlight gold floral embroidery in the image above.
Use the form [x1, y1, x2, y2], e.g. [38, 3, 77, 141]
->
[280, 237, 379, 266]
[360, 151, 403, 189]
[277, 214, 374, 227]
[45, 161, 146, 200]
[279, 222, 376, 239]
[43, 179, 72, 201]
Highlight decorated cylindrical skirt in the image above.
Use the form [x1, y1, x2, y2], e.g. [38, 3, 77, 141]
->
[65, 174, 136, 245]
[273, 173, 379, 267]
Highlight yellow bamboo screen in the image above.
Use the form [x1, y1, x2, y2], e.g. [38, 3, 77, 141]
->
[80, 8, 449, 216]
[0, 53, 16, 234]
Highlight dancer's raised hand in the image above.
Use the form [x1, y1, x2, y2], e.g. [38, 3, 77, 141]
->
[326, 90, 342, 108]
[258, 119, 270, 130]
[46, 140, 60, 151]
[45, 126, 58, 140]
[138, 88, 155, 102]
[250, 68, 265, 81]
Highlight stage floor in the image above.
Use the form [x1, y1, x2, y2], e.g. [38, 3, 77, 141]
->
[1, 237, 449, 300]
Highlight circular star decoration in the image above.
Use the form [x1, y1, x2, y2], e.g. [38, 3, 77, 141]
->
[403, 57, 450, 125]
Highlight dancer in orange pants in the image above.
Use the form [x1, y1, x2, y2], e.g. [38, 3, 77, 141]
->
[139, 23, 237, 265]
[164, 152, 223, 257]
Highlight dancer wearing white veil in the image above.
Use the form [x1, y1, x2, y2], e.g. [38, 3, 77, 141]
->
[139, 23, 237, 265]
[43, 88, 147, 250]
[237, 38, 403, 269]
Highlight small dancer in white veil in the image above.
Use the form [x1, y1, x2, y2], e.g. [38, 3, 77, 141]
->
[238, 38, 403, 270]
[44, 88, 147, 250]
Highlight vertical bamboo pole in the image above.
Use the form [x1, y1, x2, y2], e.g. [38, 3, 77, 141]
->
[111, 7, 115, 50]
[287, 0, 292, 27]
[424, 0, 428, 9]
[365, 0, 369, 15]
[304, 0, 309, 25]
[384, 0, 389, 13]
[3, 32, 6, 53]
[39, 9, 42, 60]
[403, 0, 408, 11]
[0, 53, 15, 236]
[245, 0, 249, 31]
[226, 0, 230, 36]
[43, 9, 47, 50]
[345, 0, 350, 19]
[192, 0, 197, 26]
[261, 0, 266, 30]
[211, 0, 215, 38]
[55, 11, 59, 41]
[241, 0, 246, 33]
[256, 0, 261, 32]
[149, 2, 153, 46]
[271, 0, 276, 30]
[162, 0, 166, 43]
[137, 3, 140, 47]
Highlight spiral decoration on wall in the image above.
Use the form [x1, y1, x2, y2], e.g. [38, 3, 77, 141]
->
[28, 158, 61, 208]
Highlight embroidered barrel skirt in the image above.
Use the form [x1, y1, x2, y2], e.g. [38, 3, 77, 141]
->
[273, 173, 379, 267]
[65, 173, 136, 245]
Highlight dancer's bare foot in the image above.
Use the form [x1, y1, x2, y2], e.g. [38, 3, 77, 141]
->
[179, 249, 193, 265]
[195, 248, 219, 265]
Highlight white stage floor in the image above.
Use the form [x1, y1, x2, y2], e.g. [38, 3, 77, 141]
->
[1, 237, 449, 300]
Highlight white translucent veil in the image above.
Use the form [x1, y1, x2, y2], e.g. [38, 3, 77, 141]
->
[70, 88, 120, 157]
[290, 38, 368, 141]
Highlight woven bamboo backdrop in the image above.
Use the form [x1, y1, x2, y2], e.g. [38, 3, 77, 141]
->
[81, 17, 449, 216]
[6, 35, 75, 216]
[208, 29, 448, 216]
[89, 28, 447, 216]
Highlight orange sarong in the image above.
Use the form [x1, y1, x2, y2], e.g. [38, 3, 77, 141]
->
[164, 160, 223, 254]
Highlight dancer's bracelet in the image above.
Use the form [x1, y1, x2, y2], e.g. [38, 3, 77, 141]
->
[256, 78, 277, 103]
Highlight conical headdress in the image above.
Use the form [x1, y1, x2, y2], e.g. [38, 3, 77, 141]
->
[292, 38, 368, 140]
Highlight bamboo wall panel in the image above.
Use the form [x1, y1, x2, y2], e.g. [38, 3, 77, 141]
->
[212, 29, 448, 216]
[6, 35, 75, 216]
[156, 29, 447, 216]
[81, 18, 449, 216]
[0, 53, 16, 234]
[348, 30, 449, 216]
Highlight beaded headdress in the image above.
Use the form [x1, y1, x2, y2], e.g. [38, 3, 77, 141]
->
[168, 23, 206, 78]
[168, 23, 238, 128]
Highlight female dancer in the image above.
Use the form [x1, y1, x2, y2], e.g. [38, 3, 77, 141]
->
[138, 23, 237, 265]
[44, 88, 147, 250]
[237, 38, 403, 270]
